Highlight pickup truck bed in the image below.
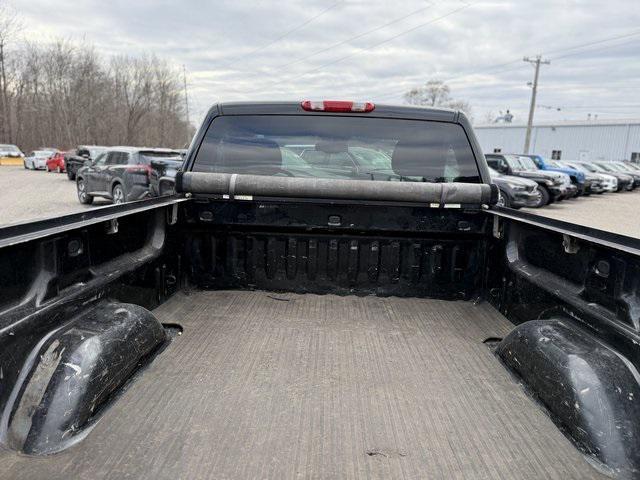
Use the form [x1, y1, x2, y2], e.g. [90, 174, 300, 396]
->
[2, 103, 637, 479]
[1, 290, 603, 479]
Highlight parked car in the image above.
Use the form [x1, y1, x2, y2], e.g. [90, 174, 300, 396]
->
[65, 146, 109, 180]
[489, 166, 541, 208]
[608, 161, 640, 187]
[567, 161, 619, 192]
[521, 154, 589, 195]
[76, 147, 183, 204]
[562, 161, 613, 193]
[23, 150, 56, 170]
[553, 160, 604, 193]
[0, 144, 24, 165]
[485, 153, 571, 206]
[591, 162, 634, 191]
[46, 151, 67, 173]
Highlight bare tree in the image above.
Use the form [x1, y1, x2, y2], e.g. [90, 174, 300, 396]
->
[111, 55, 155, 145]
[0, 37, 193, 151]
[148, 59, 187, 147]
[403, 79, 472, 118]
[0, 1, 21, 140]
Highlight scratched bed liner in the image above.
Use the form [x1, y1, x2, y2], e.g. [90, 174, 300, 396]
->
[0, 290, 605, 479]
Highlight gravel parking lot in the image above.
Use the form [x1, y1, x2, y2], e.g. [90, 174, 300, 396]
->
[0, 166, 111, 225]
[0, 166, 639, 237]
[521, 190, 640, 238]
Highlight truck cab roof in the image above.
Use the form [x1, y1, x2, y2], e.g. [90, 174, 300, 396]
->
[210, 101, 460, 122]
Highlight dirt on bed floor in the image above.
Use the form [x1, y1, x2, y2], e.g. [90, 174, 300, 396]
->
[0, 290, 607, 479]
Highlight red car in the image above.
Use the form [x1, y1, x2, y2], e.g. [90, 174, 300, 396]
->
[46, 151, 66, 172]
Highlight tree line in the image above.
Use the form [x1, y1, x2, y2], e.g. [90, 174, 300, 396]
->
[0, 38, 193, 152]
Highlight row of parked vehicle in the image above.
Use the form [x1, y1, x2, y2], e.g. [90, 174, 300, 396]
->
[485, 153, 640, 208]
[20, 148, 64, 171]
[16, 145, 186, 205]
[11, 142, 640, 209]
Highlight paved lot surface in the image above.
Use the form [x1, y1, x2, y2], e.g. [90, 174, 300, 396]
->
[522, 190, 640, 238]
[0, 166, 111, 225]
[0, 166, 639, 238]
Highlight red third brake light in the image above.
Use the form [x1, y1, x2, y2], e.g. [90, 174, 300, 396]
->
[301, 100, 375, 113]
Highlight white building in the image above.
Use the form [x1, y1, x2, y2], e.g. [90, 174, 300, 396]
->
[474, 119, 640, 163]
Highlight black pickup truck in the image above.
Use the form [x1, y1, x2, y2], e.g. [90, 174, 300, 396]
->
[65, 145, 108, 180]
[0, 101, 638, 480]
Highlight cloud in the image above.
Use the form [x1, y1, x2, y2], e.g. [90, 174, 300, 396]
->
[14, 0, 640, 124]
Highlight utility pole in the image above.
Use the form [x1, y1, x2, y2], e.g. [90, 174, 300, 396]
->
[523, 55, 550, 154]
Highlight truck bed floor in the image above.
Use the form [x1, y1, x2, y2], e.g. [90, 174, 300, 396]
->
[1, 291, 605, 479]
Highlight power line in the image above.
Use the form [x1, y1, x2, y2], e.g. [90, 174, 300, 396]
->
[370, 63, 527, 102]
[293, 27, 640, 102]
[266, 2, 436, 72]
[560, 104, 640, 109]
[443, 31, 640, 86]
[256, 2, 473, 94]
[550, 36, 639, 61]
[367, 29, 640, 103]
[212, 19, 640, 104]
[226, 2, 437, 85]
[544, 28, 640, 56]
[289, 3, 472, 81]
[220, 1, 344, 69]
[213, 5, 640, 106]
[304, 30, 640, 101]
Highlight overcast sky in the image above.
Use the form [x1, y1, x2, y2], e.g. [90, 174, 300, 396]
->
[15, 0, 640, 125]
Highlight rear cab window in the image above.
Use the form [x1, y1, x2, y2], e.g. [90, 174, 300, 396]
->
[192, 115, 481, 183]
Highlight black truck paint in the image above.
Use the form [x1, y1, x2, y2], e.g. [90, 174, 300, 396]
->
[0, 102, 638, 478]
